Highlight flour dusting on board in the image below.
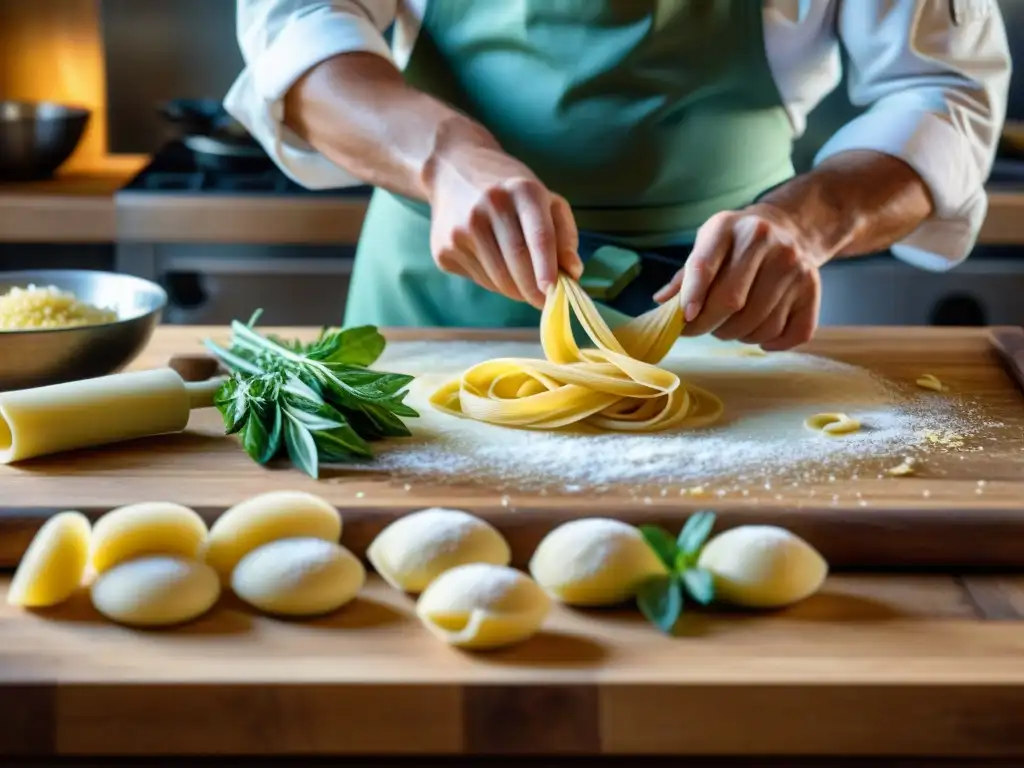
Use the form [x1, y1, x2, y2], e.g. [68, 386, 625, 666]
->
[352, 338, 987, 490]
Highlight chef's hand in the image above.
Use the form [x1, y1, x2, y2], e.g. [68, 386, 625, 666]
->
[425, 138, 583, 309]
[653, 204, 824, 351]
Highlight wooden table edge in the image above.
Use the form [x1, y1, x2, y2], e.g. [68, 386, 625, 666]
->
[4, 679, 1024, 757]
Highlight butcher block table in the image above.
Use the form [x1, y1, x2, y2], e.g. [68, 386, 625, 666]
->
[2, 325, 1024, 761]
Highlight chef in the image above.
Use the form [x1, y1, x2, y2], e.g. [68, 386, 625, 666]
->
[226, 0, 1011, 350]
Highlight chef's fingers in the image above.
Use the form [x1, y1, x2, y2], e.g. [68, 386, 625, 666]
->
[674, 212, 735, 326]
[760, 291, 820, 351]
[463, 214, 525, 303]
[652, 268, 684, 304]
[736, 287, 797, 346]
[713, 248, 797, 341]
[448, 245, 500, 295]
[550, 194, 583, 280]
[487, 188, 548, 308]
[512, 182, 561, 295]
[683, 216, 769, 337]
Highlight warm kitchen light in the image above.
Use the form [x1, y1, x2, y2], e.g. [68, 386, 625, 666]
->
[0, 0, 139, 172]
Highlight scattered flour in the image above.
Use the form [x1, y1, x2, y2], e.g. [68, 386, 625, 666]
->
[353, 338, 987, 491]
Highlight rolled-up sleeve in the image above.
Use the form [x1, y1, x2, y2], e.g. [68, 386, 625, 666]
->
[224, 1, 398, 188]
[815, 0, 1012, 271]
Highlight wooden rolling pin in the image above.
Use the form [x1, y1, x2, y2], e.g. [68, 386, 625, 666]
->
[0, 362, 225, 464]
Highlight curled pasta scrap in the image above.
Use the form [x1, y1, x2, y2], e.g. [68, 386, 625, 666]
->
[915, 373, 946, 392]
[430, 274, 724, 432]
[804, 412, 861, 436]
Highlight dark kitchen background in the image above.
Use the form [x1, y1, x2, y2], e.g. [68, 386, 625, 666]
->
[0, 0, 1022, 328]
[98, 0, 1024, 164]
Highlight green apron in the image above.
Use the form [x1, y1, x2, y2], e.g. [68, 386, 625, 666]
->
[345, 0, 794, 328]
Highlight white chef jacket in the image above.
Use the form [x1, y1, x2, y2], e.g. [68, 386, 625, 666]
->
[225, 0, 1012, 271]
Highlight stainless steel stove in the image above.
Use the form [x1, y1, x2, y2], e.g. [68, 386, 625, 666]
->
[819, 159, 1024, 327]
[113, 144, 1024, 328]
[114, 142, 370, 327]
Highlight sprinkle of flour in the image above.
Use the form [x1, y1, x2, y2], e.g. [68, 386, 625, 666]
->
[353, 338, 990, 491]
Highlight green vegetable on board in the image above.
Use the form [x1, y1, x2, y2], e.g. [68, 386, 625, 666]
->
[636, 510, 717, 634]
[203, 310, 418, 479]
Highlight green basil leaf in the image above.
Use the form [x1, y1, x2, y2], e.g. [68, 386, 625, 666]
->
[638, 525, 678, 571]
[314, 423, 374, 462]
[681, 568, 715, 606]
[678, 510, 716, 558]
[284, 414, 319, 479]
[336, 327, 386, 366]
[385, 398, 419, 419]
[327, 367, 414, 399]
[213, 378, 248, 434]
[240, 408, 270, 465]
[262, 404, 284, 463]
[350, 402, 413, 439]
[636, 576, 683, 634]
[310, 327, 386, 366]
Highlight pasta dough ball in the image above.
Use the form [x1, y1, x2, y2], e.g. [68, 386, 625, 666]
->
[697, 525, 828, 608]
[8, 511, 91, 608]
[529, 518, 668, 606]
[205, 491, 342, 581]
[90, 502, 207, 574]
[416, 563, 550, 650]
[231, 537, 365, 617]
[367, 508, 511, 593]
[90, 556, 220, 627]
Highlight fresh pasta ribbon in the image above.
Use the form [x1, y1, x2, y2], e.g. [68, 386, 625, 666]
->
[429, 274, 724, 432]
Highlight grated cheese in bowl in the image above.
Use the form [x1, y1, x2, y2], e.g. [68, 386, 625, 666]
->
[0, 284, 118, 331]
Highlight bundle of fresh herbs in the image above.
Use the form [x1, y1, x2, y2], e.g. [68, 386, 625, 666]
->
[203, 310, 418, 479]
[636, 510, 717, 634]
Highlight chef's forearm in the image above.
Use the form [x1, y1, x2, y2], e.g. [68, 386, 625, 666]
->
[758, 150, 935, 263]
[282, 52, 498, 201]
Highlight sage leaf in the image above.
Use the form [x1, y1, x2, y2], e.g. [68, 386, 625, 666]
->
[284, 414, 319, 479]
[681, 568, 715, 606]
[678, 510, 716, 558]
[639, 524, 678, 571]
[282, 402, 345, 432]
[636, 575, 683, 634]
[263, 404, 283, 463]
[328, 326, 386, 366]
[214, 378, 247, 434]
[314, 423, 374, 462]
[282, 375, 324, 405]
[241, 406, 274, 465]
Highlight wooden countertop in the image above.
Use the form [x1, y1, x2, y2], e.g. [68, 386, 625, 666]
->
[2, 572, 1024, 758]
[1, 325, 1024, 757]
[1, 160, 1023, 246]
[1, 325, 1023, 574]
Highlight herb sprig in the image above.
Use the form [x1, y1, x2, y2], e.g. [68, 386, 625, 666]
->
[204, 310, 418, 479]
[636, 511, 717, 634]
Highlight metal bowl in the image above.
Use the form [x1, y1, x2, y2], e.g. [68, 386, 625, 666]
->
[0, 270, 167, 391]
[0, 101, 91, 180]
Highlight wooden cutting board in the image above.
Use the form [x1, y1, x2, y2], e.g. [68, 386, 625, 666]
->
[2, 572, 1024, 758]
[0, 326, 1022, 569]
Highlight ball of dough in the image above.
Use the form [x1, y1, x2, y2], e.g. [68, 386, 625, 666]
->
[529, 518, 668, 606]
[8, 511, 91, 608]
[231, 537, 366, 617]
[90, 502, 207, 574]
[416, 563, 550, 650]
[696, 525, 828, 608]
[90, 556, 220, 627]
[367, 508, 511, 594]
[205, 491, 342, 581]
